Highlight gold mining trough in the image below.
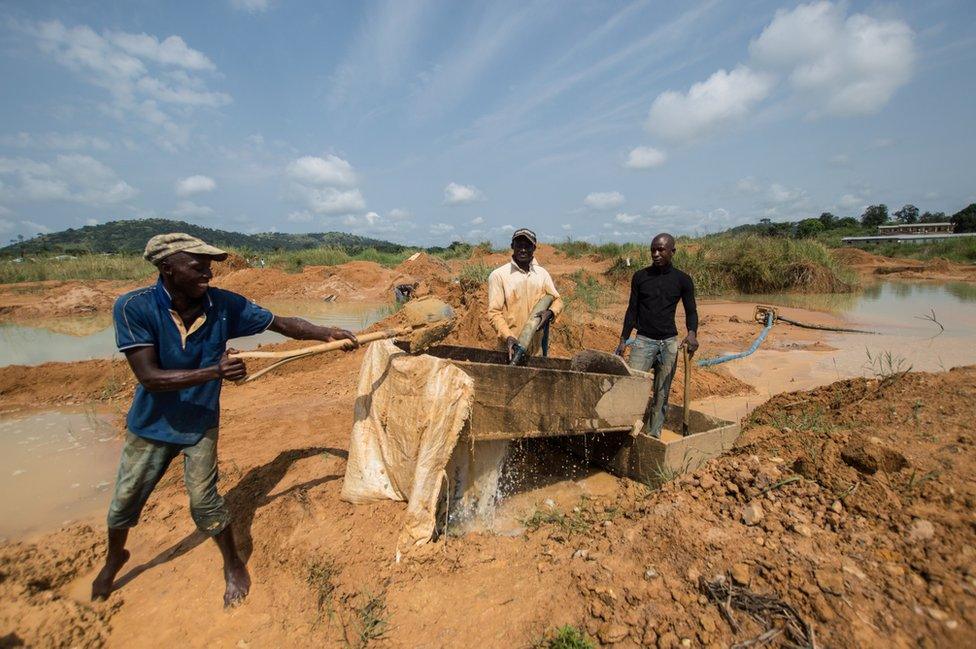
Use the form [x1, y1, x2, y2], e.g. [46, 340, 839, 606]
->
[419, 345, 740, 483]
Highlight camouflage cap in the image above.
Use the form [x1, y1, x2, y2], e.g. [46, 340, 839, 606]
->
[143, 233, 228, 264]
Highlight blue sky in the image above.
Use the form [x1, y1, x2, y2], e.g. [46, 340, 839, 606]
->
[0, 0, 973, 246]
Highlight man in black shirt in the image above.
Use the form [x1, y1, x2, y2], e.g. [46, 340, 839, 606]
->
[615, 233, 699, 438]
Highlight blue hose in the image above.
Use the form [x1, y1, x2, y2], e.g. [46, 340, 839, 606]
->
[695, 311, 774, 367]
[621, 311, 775, 368]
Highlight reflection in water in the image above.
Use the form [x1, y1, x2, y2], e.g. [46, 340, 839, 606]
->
[0, 407, 123, 540]
[0, 300, 394, 367]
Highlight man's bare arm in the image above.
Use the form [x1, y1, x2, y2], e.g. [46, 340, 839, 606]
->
[267, 316, 358, 346]
[124, 346, 245, 392]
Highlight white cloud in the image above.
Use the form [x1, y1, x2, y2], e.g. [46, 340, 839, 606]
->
[871, 137, 896, 149]
[735, 177, 761, 194]
[172, 200, 214, 218]
[624, 146, 667, 169]
[584, 191, 625, 210]
[0, 218, 13, 232]
[286, 155, 357, 187]
[444, 182, 484, 205]
[388, 208, 411, 220]
[470, 216, 485, 225]
[561, 223, 572, 231]
[430, 222, 454, 235]
[285, 154, 366, 215]
[646, 65, 775, 142]
[749, 1, 915, 117]
[0, 132, 111, 151]
[107, 31, 216, 71]
[829, 153, 850, 166]
[32, 20, 230, 147]
[286, 210, 313, 223]
[838, 194, 864, 210]
[614, 212, 640, 224]
[21, 220, 52, 234]
[648, 205, 681, 216]
[175, 174, 216, 196]
[301, 188, 366, 215]
[85, 218, 99, 226]
[0, 154, 138, 205]
[230, 0, 273, 12]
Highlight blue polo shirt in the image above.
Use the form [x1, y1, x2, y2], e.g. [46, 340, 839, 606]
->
[113, 279, 274, 445]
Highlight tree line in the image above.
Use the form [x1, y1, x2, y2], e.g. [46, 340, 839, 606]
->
[744, 202, 976, 239]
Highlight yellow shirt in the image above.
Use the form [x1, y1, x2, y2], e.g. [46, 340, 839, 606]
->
[487, 260, 564, 342]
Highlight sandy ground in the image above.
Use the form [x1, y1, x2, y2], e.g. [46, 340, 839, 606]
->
[1, 248, 975, 647]
[832, 247, 976, 283]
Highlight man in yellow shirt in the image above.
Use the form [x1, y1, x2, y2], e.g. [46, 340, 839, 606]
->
[487, 228, 564, 360]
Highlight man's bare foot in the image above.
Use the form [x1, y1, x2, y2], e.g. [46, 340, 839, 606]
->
[91, 549, 130, 601]
[223, 562, 250, 608]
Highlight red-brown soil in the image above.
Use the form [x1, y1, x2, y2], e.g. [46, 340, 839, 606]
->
[2, 346, 973, 647]
[832, 248, 976, 283]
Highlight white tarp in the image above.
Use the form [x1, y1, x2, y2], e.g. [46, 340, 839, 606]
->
[341, 340, 474, 551]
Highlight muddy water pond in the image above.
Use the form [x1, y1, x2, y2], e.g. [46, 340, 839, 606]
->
[0, 300, 392, 367]
[0, 407, 123, 540]
[731, 281, 976, 372]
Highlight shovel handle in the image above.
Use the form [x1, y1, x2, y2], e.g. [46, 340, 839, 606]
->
[682, 345, 691, 434]
[230, 327, 410, 360]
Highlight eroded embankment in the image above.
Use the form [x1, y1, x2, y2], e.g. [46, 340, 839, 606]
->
[2, 363, 973, 648]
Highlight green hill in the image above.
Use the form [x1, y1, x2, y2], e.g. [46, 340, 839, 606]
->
[1, 219, 407, 256]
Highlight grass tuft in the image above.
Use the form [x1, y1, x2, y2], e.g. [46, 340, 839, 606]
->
[535, 625, 595, 649]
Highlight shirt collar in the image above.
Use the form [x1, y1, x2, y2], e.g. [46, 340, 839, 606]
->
[509, 259, 537, 274]
[153, 277, 214, 311]
[648, 264, 673, 275]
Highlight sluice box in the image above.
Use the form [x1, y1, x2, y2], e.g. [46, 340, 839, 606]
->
[418, 345, 740, 482]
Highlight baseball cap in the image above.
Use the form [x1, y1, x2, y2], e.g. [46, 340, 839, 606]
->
[144, 233, 229, 264]
[511, 228, 537, 245]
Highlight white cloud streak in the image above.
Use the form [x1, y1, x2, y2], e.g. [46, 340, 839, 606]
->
[625, 146, 667, 169]
[0, 154, 138, 205]
[175, 174, 216, 196]
[443, 182, 484, 205]
[584, 191, 625, 210]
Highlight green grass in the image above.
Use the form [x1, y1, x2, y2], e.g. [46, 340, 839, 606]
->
[603, 235, 859, 295]
[859, 236, 976, 263]
[535, 625, 595, 649]
[521, 505, 590, 535]
[265, 246, 412, 271]
[357, 593, 388, 646]
[0, 254, 156, 283]
[458, 261, 492, 290]
[566, 269, 613, 311]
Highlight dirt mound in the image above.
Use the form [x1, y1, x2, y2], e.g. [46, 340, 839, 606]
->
[0, 359, 135, 408]
[211, 253, 249, 277]
[0, 281, 132, 320]
[214, 262, 399, 302]
[831, 247, 883, 266]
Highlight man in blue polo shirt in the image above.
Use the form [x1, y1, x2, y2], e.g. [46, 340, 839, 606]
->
[91, 233, 359, 607]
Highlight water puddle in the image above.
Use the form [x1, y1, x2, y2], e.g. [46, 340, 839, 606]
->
[0, 407, 124, 540]
[703, 281, 976, 421]
[0, 300, 393, 367]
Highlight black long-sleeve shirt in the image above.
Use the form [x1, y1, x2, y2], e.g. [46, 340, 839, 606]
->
[620, 264, 698, 340]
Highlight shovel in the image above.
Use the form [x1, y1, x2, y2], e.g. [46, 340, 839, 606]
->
[230, 296, 456, 383]
[681, 344, 691, 436]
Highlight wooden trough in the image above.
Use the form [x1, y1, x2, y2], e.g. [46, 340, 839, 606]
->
[420, 345, 740, 483]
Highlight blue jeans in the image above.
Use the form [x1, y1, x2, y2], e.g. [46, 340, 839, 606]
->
[106, 428, 229, 536]
[626, 335, 678, 438]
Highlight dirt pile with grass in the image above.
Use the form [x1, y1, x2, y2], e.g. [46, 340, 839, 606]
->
[214, 261, 401, 302]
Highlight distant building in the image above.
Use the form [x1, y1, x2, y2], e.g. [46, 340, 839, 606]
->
[840, 221, 971, 246]
[876, 222, 954, 236]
